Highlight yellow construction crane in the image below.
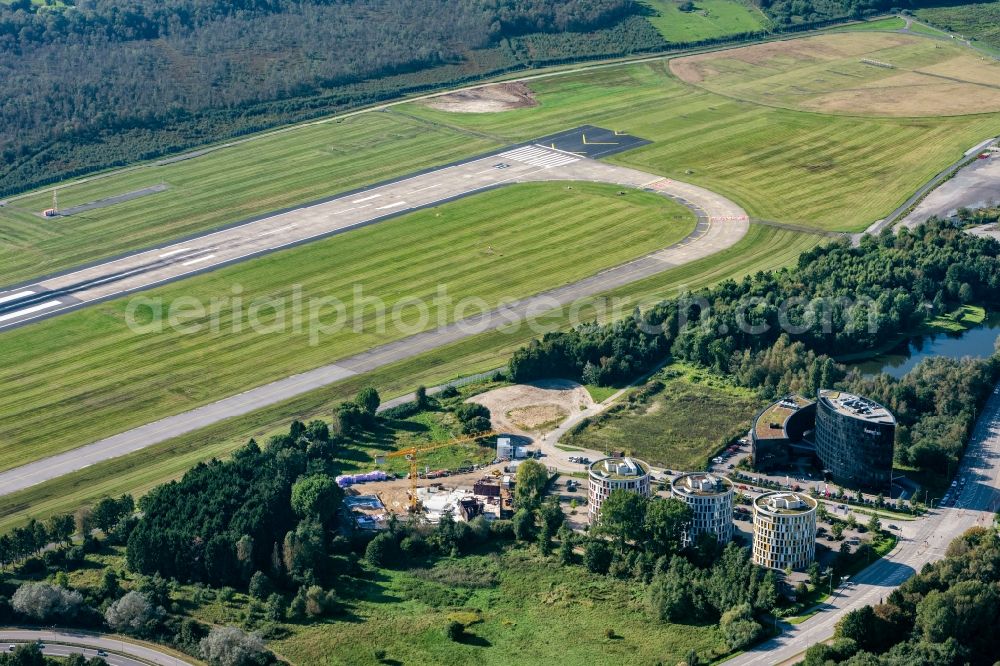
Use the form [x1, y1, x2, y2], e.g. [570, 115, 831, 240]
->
[386, 431, 496, 512]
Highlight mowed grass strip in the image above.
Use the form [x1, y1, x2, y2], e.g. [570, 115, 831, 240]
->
[0, 182, 694, 473]
[403, 58, 1000, 231]
[0, 112, 501, 284]
[0, 224, 824, 531]
[640, 0, 766, 43]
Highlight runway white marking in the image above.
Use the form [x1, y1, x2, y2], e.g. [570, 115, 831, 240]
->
[410, 183, 442, 193]
[375, 201, 407, 210]
[0, 300, 63, 323]
[352, 194, 382, 203]
[498, 145, 580, 169]
[181, 254, 217, 266]
[0, 290, 35, 305]
[158, 247, 191, 258]
[333, 204, 371, 215]
[258, 224, 297, 237]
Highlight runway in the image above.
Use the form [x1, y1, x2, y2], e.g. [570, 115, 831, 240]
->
[0, 126, 650, 331]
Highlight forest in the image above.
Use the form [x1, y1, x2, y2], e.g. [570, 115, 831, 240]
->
[0, 0, 663, 195]
[510, 220, 1000, 477]
[808, 526, 1000, 666]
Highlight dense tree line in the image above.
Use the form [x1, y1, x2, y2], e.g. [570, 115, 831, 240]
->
[514, 222, 1000, 385]
[510, 221, 1000, 475]
[0, 0, 660, 195]
[126, 429, 341, 586]
[762, 0, 937, 24]
[807, 526, 1000, 665]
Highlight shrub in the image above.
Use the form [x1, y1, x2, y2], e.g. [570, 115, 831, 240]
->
[445, 620, 464, 641]
[365, 532, 401, 568]
[584, 540, 613, 575]
[11, 582, 85, 622]
[105, 591, 163, 636]
[720, 603, 762, 650]
[199, 626, 274, 666]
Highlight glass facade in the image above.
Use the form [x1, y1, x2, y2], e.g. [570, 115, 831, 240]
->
[815, 394, 895, 490]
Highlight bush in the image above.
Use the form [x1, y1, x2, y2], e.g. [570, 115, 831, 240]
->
[248, 572, 272, 600]
[11, 582, 85, 622]
[105, 591, 163, 636]
[584, 540, 613, 575]
[445, 620, 464, 641]
[380, 401, 422, 420]
[200, 626, 274, 666]
[720, 603, 762, 651]
[454, 403, 492, 435]
[365, 532, 401, 568]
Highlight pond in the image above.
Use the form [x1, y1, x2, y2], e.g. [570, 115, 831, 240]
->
[854, 311, 1000, 378]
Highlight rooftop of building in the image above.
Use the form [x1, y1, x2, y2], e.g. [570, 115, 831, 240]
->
[818, 390, 895, 425]
[754, 394, 814, 441]
[754, 491, 817, 515]
[671, 472, 733, 496]
[589, 456, 650, 481]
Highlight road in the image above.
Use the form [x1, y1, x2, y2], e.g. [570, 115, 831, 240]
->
[726, 381, 1000, 665]
[0, 629, 194, 666]
[0, 151, 748, 496]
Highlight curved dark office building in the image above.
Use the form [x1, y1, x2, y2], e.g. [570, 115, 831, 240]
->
[815, 390, 896, 490]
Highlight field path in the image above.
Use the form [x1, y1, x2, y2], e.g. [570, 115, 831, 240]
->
[0, 161, 748, 497]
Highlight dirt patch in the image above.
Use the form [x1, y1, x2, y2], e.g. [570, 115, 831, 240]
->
[506, 404, 570, 432]
[423, 82, 538, 113]
[467, 379, 594, 437]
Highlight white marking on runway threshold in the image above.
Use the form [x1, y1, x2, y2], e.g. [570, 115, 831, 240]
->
[498, 145, 580, 169]
[0, 300, 63, 323]
[181, 254, 217, 266]
[0, 290, 35, 305]
[333, 204, 372, 215]
[352, 194, 382, 203]
[158, 247, 192, 258]
[376, 201, 407, 210]
[258, 224, 297, 237]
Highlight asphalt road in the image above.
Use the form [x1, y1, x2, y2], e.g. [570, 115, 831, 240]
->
[726, 381, 1000, 665]
[0, 629, 193, 666]
[0, 160, 748, 496]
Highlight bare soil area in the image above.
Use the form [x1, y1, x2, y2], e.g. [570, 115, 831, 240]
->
[467, 379, 593, 437]
[423, 82, 538, 113]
